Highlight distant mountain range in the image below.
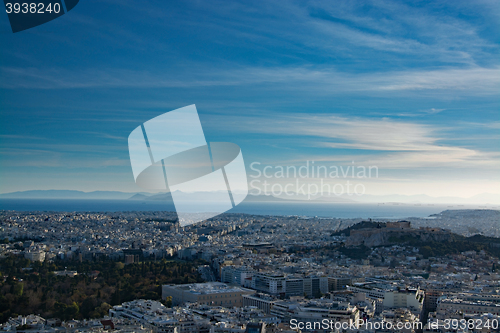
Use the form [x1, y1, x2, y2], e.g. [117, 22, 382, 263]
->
[0, 190, 292, 203]
[129, 192, 301, 202]
[0, 190, 144, 200]
[0, 190, 498, 205]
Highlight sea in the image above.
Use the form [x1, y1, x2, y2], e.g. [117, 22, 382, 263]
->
[0, 199, 495, 219]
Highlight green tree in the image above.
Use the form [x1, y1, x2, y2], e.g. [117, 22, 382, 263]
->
[64, 302, 79, 320]
[13, 282, 24, 297]
[420, 246, 434, 259]
[163, 296, 172, 308]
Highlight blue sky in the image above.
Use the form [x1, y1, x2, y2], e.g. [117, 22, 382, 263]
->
[0, 0, 499, 198]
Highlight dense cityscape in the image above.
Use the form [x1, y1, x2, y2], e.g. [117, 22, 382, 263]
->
[0, 209, 499, 332]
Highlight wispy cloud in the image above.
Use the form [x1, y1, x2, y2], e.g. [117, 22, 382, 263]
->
[305, 149, 500, 169]
[2, 65, 498, 96]
[99, 0, 498, 66]
[396, 108, 446, 117]
[0, 147, 130, 168]
[303, 1, 498, 65]
[208, 113, 499, 169]
[0, 134, 48, 140]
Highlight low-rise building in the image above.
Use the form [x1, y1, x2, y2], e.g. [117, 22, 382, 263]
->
[437, 297, 500, 316]
[162, 282, 254, 307]
[109, 299, 211, 333]
[24, 249, 45, 262]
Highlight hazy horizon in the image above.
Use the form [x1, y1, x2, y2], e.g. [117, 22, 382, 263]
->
[1, 188, 499, 206]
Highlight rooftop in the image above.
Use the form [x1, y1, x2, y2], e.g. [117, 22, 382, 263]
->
[168, 282, 253, 295]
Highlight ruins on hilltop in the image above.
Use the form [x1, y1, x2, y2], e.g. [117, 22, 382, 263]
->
[344, 221, 452, 247]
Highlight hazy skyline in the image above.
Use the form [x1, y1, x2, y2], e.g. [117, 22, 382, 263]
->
[0, 0, 499, 199]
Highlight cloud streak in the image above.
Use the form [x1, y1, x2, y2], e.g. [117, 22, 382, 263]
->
[1, 65, 498, 96]
[207, 113, 500, 169]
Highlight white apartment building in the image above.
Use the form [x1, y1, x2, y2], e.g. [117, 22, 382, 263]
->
[24, 249, 45, 262]
[348, 283, 424, 314]
[251, 273, 286, 296]
[242, 294, 274, 314]
[293, 301, 360, 324]
[221, 266, 254, 286]
[270, 299, 359, 324]
[250, 273, 327, 298]
[109, 299, 211, 333]
[437, 297, 500, 316]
